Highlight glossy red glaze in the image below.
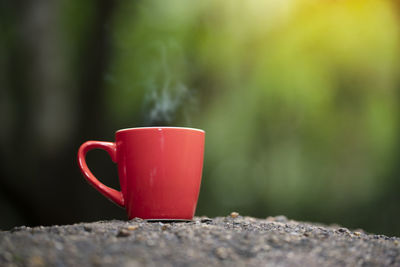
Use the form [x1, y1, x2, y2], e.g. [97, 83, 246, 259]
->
[77, 127, 205, 220]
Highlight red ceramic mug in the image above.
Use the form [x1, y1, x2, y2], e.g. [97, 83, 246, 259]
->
[77, 127, 205, 220]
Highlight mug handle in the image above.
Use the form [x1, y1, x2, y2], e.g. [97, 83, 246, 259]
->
[77, 141, 124, 207]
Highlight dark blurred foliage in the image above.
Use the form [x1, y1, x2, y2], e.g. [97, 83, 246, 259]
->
[1, 0, 400, 236]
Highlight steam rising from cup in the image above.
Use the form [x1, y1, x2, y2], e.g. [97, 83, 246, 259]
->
[142, 42, 197, 126]
[144, 83, 194, 125]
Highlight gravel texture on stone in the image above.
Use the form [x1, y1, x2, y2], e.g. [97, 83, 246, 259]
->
[1, 214, 399, 267]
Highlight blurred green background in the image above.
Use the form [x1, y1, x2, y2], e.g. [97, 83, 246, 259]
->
[1, 0, 400, 235]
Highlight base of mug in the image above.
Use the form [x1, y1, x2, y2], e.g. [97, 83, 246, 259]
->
[144, 219, 192, 223]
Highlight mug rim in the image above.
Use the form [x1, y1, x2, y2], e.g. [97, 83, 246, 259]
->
[116, 126, 205, 133]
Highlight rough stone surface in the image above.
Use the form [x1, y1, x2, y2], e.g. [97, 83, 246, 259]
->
[1, 215, 399, 266]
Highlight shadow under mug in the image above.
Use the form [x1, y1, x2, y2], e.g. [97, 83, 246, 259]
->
[77, 127, 205, 220]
